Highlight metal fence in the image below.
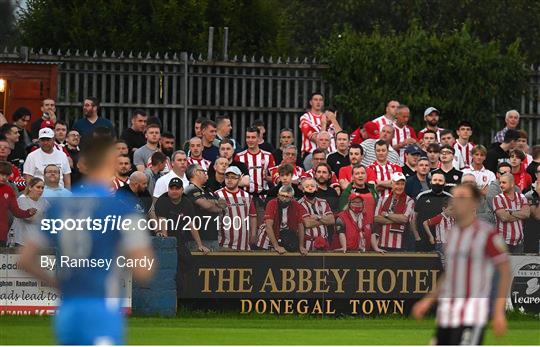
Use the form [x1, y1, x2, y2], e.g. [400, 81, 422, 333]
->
[1, 47, 539, 147]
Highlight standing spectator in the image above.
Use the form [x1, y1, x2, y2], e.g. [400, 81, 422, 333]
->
[412, 172, 453, 251]
[405, 157, 431, 199]
[525, 169, 540, 253]
[493, 109, 520, 143]
[0, 161, 36, 246]
[297, 177, 335, 251]
[462, 145, 496, 194]
[0, 138, 25, 190]
[338, 144, 364, 190]
[236, 127, 276, 199]
[339, 165, 377, 225]
[133, 123, 161, 171]
[23, 128, 71, 188]
[152, 150, 189, 200]
[115, 139, 129, 156]
[366, 140, 403, 198]
[42, 164, 72, 197]
[350, 120, 380, 145]
[121, 109, 147, 153]
[182, 117, 206, 152]
[373, 100, 399, 131]
[201, 120, 219, 161]
[256, 185, 308, 254]
[159, 132, 175, 160]
[206, 157, 229, 191]
[187, 137, 211, 170]
[7, 177, 45, 247]
[402, 144, 423, 178]
[65, 129, 82, 185]
[1, 123, 25, 170]
[516, 130, 532, 167]
[143, 151, 167, 196]
[207, 139, 249, 188]
[54, 121, 68, 147]
[252, 120, 275, 153]
[303, 131, 333, 170]
[117, 171, 152, 216]
[493, 173, 530, 253]
[509, 149, 532, 192]
[426, 143, 441, 171]
[419, 130, 437, 153]
[373, 172, 414, 252]
[432, 144, 463, 192]
[392, 105, 417, 164]
[454, 121, 475, 169]
[305, 149, 339, 188]
[439, 129, 464, 169]
[314, 163, 340, 211]
[30, 98, 56, 140]
[268, 145, 308, 185]
[418, 107, 444, 142]
[111, 154, 132, 191]
[485, 129, 520, 173]
[482, 163, 516, 224]
[184, 164, 228, 251]
[73, 97, 114, 138]
[327, 131, 350, 177]
[12, 107, 32, 147]
[273, 128, 298, 165]
[213, 115, 237, 149]
[526, 145, 540, 183]
[215, 166, 258, 251]
[361, 124, 401, 166]
[299, 92, 341, 157]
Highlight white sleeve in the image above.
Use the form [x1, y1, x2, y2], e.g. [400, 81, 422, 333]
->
[153, 178, 165, 198]
[61, 153, 71, 174]
[23, 152, 35, 176]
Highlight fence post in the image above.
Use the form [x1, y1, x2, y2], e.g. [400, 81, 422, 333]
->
[223, 27, 229, 61]
[208, 27, 214, 61]
[181, 52, 189, 144]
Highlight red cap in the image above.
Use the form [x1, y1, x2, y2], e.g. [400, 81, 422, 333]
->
[40, 120, 55, 129]
[363, 121, 380, 139]
[348, 192, 364, 202]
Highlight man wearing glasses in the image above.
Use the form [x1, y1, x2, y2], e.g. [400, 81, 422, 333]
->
[432, 144, 463, 193]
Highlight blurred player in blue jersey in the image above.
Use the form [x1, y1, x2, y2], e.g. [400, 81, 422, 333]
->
[19, 138, 154, 345]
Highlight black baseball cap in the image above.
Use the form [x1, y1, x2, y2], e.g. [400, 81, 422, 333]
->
[168, 177, 183, 188]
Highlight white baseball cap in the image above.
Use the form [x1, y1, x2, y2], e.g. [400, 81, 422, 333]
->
[424, 107, 440, 117]
[225, 166, 242, 176]
[391, 172, 406, 182]
[38, 127, 55, 139]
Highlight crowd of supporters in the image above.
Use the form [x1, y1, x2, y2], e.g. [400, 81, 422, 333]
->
[0, 94, 539, 255]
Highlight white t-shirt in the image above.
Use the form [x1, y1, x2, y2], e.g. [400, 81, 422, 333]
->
[462, 166, 496, 189]
[152, 171, 189, 198]
[8, 195, 48, 246]
[23, 148, 71, 188]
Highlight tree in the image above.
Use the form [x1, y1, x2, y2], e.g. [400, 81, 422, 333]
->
[318, 25, 528, 142]
[0, 0, 19, 46]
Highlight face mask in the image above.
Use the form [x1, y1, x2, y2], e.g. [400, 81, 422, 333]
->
[304, 191, 317, 199]
[350, 205, 363, 214]
[432, 184, 444, 194]
[278, 200, 291, 209]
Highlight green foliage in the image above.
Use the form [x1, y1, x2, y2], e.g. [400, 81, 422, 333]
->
[318, 26, 528, 137]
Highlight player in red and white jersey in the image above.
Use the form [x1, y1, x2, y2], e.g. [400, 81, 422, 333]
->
[413, 184, 511, 345]
[366, 140, 403, 198]
[391, 105, 417, 163]
[299, 92, 342, 156]
[418, 107, 444, 142]
[214, 167, 257, 251]
[268, 145, 308, 185]
[492, 173, 530, 253]
[111, 154, 131, 191]
[235, 126, 275, 195]
[372, 100, 399, 131]
[186, 137, 211, 170]
[373, 172, 414, 250]
[297, 178, 335, 250]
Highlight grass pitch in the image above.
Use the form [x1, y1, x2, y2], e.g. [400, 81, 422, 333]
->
[1, 312, 539, 345]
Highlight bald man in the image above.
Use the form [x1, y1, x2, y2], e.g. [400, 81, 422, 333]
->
[116, 171, 152, 216]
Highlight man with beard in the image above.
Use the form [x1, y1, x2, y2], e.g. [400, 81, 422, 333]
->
[297, 177, 335, 251]
[160, 132, 175, 158]
[418, 107, 444, 142]
[111, 154, 132, 191]
[412, 172, 453, 251]
[73, 97, 114, 138]
[313, 163, 340, 211]
[338, 144, 364, 190]
[327, 131, 350, 176]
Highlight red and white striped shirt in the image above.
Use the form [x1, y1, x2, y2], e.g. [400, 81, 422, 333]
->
[269, 164, 309, 185]
[235, 149, 275, 194]
[437, 219, 508, 328]
[492, 192, 528, 246]
[111, 176, 129, 191]
[215, 188, 257, 251]
[187, 156, 211, 171]
[392, 124, 417, 163]
[374, 193, 414, 249]
[372, 115, 394, 132]
[299, 111, 336, 154]
[297, 196, 333, 250]
[454, 141, 475, 169]
[418, 127, 444, 142]
[366, 161, 403, 198]
[427, 212, 455, 244]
